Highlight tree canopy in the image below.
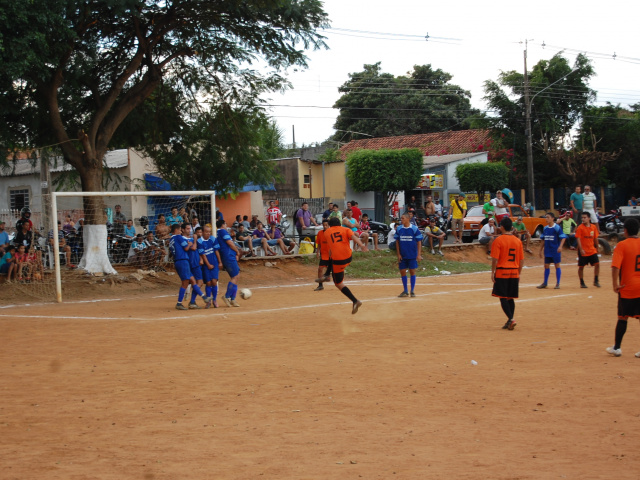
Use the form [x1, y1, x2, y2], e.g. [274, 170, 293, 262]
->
[455, 162, 510, 201]
[332, 63, 478, 142]
[474, 53, 595, 187]
[346, 148, 423, 195]
[0, 0, 329, 194]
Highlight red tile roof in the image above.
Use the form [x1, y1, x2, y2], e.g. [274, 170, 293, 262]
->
[339, 129, 492, 159]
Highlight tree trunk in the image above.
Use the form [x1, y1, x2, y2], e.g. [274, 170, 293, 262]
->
[77, 160, 117, 274]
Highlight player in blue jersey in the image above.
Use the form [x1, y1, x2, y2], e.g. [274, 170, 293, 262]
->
[186, 225, 205, 308]
[169, 223, 212, 310]
[537, 212, 567, 289]
[198, 225, 222, 309]
[217, 219, 242, 307]
[395, 213, 423, 297]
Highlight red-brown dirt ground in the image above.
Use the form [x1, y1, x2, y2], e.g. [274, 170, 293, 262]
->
[1, 247, 639, 479]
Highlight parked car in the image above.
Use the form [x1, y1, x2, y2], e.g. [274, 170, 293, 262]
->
[462, 204, 546, 243]
[367, 219, 391, 244]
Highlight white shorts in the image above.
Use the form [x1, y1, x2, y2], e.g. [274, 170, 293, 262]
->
[584, 209, 598, 224]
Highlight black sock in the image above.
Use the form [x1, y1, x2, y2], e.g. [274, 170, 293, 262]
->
[341, 286, 358, 303]
[595, 276, 599, 282]
[580, 278, 586, 285]
[509, 299, 515, 318]
[614, 319, 628, 349]
[500, 298, 513, 320]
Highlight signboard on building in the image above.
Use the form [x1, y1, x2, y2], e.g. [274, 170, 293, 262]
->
[416, 174, 444, 190]
[448, 193, 491, 204]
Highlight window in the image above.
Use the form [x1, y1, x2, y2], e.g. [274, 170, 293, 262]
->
[10, 188, 30, 211]
[303, 174, 310, 184]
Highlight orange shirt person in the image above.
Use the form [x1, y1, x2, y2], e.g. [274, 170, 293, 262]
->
[575, 211, 600, 288]
[606, 218, 640, 357]
[491, 217, 524, 330]
[322, 216, 368, 314]
[314, 219, 331, 291]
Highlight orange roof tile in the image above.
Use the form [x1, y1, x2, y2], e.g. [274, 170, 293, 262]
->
[338, 129, 492, 159]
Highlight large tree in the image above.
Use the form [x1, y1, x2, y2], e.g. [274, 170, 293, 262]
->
[332, 63, 477, 141]
[0, 0, 328, 272]
[475, 53, 595, 188]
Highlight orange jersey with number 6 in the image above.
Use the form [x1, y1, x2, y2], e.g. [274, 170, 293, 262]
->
[491, 234, 524, 279]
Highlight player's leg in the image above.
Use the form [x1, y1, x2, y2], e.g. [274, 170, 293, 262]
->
[578, 264, 587, 288]
[398, 259, 409, 297]
[408, 266, 417, 296]
[554, 261, 562, 288]
[332, 269, 362, 314]
[607, 314, 627, 356]
[539, 261, 551, 288]
[593, 260, 601, 287]
[222, 261, 241, 307]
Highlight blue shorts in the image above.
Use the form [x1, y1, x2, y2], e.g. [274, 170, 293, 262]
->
[399, 259, 418, 271]
[222, 259, 240, 278]
[191, 265, 203, 281]
[202, 264, 219, 283]
[174, 260, 192, 281]
[544, 253, 562, 265]
[267, 239, 278, 247]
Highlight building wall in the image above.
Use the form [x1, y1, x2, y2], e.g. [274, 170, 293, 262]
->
[272, 158, 300, 198]
[215, 193, 252, 225]
[309, 162, 346, 200]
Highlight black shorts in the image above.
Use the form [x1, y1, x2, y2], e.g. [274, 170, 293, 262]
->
[618, 296, 640, 320]
[578, 253, 599, 266]
[492, 277, 519, 299]
[332, 270, 345, 285]
[318, 258, 330, 267]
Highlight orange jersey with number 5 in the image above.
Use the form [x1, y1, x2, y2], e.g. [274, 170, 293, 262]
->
[491, 234, 524, 278]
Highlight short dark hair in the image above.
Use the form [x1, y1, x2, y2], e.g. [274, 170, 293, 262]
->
[581, 212, 591, 218]
[171, 224, 181, 233]
[624, 218, 640, 236]
[545, 212, 555, 219]
[328, 217, 341, 227]
[157, 213, 164, 220]
[216, 219, 226, 229]
[194, 226, 202, 234]
[243, 215, 248, 221]
[180, 222, 189, 231]
[500, 217, 513, 231]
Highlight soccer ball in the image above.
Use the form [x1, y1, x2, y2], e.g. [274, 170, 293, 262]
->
[239, 288, 252, 300]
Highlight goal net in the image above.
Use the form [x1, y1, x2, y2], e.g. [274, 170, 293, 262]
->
[6, 190, 216, 302]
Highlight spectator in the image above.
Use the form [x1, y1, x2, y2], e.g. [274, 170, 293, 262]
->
[478, 217, 498, 255]
[15, 207, 33, 233]
[241, 215, 251, 230]
[350, 201, 362, 222]
[491, 190, 509, 223]
[323, 202, 334, 220]
[178, 207, 190, 223]
[235, 225, 252, 256]
[22, 245, 44, 281]
[0, 221, 10, 255]
[48, 221, 75, 268]
[434, 199, 443, 217]
[406, 195, 417, 211]
[451, 193, 467, 244]
[250, 214, 260, 229]
[342, 208, 368, 249]
[570, 186, 583, 222]
[294, 202, 318, 241]
[628, 195, 638, 206]
[144, 231, 164, 268]
[232, 215, 242, 231]
[252, 222, 277, 256]
[215, 209, 223, 222]
[155, 214, 171, 241]
[582, 185, 598, 224]
[481, 199, 495, 227]
[124, 219, 136, 238]
[191, 216, 200, 230]
[166, 207, 182, 226]
[266, 201, 283, 225]
[267, 222, 297, 254]
[424, 217, 445, 256]
[513, 216, 533, 253]
[62, 215, 75, 234]
[360, 214, 381, 250]
[406, 210, 417, 226]
[424, 196, 436, 217]
[14, 244, 28, 281]
[112, 204, 127, 234]
[129, 233, 148, 267]
[556, 211, 578, 249]
[0, 244, 17, 281]
[74, 218, 85, 232]
[328, 204, 342, 220]
[13, 220, 33, 251]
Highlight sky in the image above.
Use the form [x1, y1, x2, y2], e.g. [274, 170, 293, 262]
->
[266, 0, 640, 147]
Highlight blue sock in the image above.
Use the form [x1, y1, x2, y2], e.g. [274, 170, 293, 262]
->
[556, 268, 561, 284]
[544, 268, 550, 285]
[230, 283, 238, 300]
[401, 275, 408, 292]
[410, 275, 416, 292]
[206, 286, 212, 297]
[212, 284, 218, 299]
[192, 284, 204, 296]
[225, 283, 233, 298]
[178, 287, 186, 303]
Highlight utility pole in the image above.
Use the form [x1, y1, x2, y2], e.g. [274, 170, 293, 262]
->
[40, 149, 52, 235]
[523, 40, 535, 213]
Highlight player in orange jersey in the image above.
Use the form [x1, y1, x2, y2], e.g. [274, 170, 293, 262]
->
[491, 217, 524, 330]
[606, 218, 640, 357]
[323, 216, 368, 313]
[314, 219, 331, 291]
[575, 212, 600, 288]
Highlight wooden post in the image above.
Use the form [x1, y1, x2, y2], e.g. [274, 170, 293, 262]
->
[600, 186, 606, 213]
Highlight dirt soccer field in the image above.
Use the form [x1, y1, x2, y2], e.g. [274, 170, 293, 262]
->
[1, 255, 639, 479]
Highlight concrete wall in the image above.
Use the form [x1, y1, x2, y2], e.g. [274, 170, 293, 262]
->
[272, 158, 300, 197]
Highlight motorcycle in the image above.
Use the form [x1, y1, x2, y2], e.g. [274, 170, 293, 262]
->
[598, 209, 623, 234]
[417, 214, 449, 241]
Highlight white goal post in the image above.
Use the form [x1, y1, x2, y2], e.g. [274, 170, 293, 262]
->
[50, 190, 217, 303]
